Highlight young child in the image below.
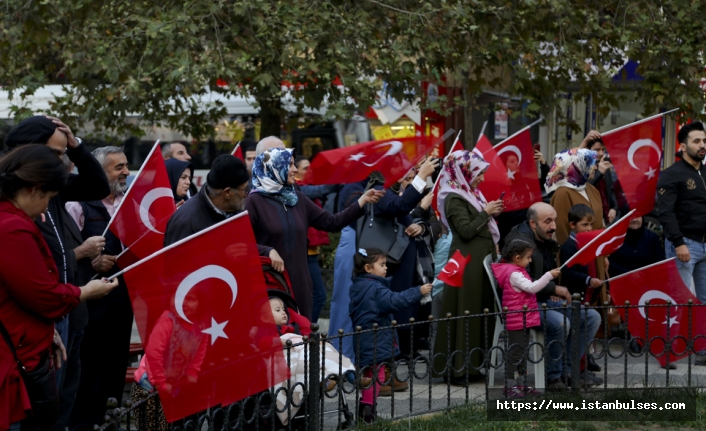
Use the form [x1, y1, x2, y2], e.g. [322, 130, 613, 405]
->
[558, 203, 605, 381]
[559, 204, 604, 303]
[349, 248, 432, 424]
[492, 239, 560, 397]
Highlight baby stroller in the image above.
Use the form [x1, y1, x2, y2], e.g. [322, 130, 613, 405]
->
[248, 257, 355, 430]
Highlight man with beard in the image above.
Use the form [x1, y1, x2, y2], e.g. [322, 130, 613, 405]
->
[163, 155, 283, 267]
[658, 122, 706, 305]
[505, 202, 601, 389]
[65, 147, 134, 430]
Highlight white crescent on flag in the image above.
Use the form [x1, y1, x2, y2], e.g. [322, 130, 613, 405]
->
[627, 139, 661, 169]
[595, 233, 627, 256]
[442, 258, 460, 276]
[638, 290, 679, 327]
[496, 145, 523, 164]
[360, 141, 404, 167]
[139, 187, 174, 234]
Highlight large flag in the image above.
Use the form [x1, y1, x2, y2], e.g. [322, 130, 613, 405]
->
[121, 212, 288, 421]
[303, 131, 452, 188]
[610, 258, 706, 367]
[437, 249, 471, 288]
[103, 142, 176, 260]
[561, 209, 635, 268]
[601, 114, 664, 216]
[232, 142, 244, 161]
[431, 130, 463, 212]
[475, 120, 543, 211]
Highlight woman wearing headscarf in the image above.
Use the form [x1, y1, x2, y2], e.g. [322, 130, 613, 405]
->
[164, 158, 193, 206]
[432, 150, 504, 385]
[0, 145, 118, 431]
[244, 148, 383, 319]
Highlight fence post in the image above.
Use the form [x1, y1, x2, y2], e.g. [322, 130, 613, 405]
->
[308, 323, 321, 431]
[570, 293, 581, 391]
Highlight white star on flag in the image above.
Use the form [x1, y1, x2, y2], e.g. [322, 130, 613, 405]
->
[348, 152, 365, 162]
[645, 166, 657, 179]
[202, 317, 229, 345]
[507, 169, 516, 180]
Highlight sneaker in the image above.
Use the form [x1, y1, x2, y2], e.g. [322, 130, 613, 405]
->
[581, 371, 603, 386]
[587, 356, 601, 372]
[521, 386, 543, 396]
[661, 362, 677, 370]
[547, 378, 566, 392]
[503, 386, 525, 398]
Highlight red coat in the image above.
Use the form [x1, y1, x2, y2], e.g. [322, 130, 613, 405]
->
[0, 201, 81, 428]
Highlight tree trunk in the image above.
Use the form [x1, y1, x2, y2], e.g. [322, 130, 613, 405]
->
[462, 75, 475, 150]
[257, 95, 282, 138]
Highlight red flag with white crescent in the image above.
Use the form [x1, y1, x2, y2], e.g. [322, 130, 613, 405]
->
[437, 249, 471, 288]
[563, 210, 635, 268]
[107, 142, 176, 259]
[610, 258, 706, 367]
[121, 212, 289, 421]
[232, 142, 244, 161]
[476, 128, 543, 211]
[601, 115, 663, 216]
[303, 132, 451, 188]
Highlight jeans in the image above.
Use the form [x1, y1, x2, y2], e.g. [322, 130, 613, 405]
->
[54, 316, 69, 386]
[308, 254, 327, 324]
[540, 300, 601, 380]
[666, 238, 706, 302]
[9, 422, 21, 431]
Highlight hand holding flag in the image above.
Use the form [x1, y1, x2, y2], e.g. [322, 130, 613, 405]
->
[561, 209, 636, 269]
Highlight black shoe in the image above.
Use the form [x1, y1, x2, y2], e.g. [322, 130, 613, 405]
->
[546, 378, 566, 392]
[357, 403, 379, 425]
[587, 356, 601, 372]
[695, 350, 706, 366]
[629, 339, 643, 354]
[661, 362, 677, 370]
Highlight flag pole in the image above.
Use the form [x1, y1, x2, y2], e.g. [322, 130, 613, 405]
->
[478, 121, 487, 141]
[600, 108, 679, 137]
[558, 209, 636, 270]
[603, 257, 677, 284]
[428, 130, 461, 202]
[492, 117, 543, 149]
[107, 210, 251, 280]
[231, 141, 241, 156]
[100, 140, 160, 238]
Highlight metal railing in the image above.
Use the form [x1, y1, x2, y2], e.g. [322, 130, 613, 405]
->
[97, 296, 706, 431]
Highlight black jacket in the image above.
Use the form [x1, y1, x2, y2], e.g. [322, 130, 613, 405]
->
[505, 221, 558, 302]
[35, 143, 110, 284]
[163, 184, 272, 259]
[558, 233, 591, 297]
[609, 226, 665, 278]
[656, 158, 706, 247]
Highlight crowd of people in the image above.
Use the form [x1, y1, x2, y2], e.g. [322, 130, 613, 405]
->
[2, 115, 706, 430]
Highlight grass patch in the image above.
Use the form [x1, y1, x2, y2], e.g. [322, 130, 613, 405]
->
[362, 393, 706, 431]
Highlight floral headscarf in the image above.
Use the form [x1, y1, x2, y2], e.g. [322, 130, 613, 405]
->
[437, 150, 500, 244]
[544, 148, 597, 193]
[251, 148, 299, 207]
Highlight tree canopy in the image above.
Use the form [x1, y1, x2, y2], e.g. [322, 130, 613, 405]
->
[1, 0, 704, 140]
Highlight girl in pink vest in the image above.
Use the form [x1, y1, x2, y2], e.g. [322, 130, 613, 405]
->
[492, 239, 560, 397]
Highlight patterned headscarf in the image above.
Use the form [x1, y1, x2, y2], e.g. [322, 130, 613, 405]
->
[544, 148, 597, 193]
[251, 148, 299, 207]
[437, 150, 500, 244]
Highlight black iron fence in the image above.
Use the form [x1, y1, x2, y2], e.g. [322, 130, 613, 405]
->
[98, 296, 706, 431]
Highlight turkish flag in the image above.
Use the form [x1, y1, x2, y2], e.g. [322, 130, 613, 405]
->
[431, 132, 464, 212]
[565, 210, 635, 267]
[108, 142, 176, 259]
[475, 130, 542, 211]
[303, 134, 447, 188]
[601, 116, 663, 216]
[122, 212, 288, 421]
[437, 250, 471, 288]
[611, 258, 706, 367]
[232, 142, 244, 161]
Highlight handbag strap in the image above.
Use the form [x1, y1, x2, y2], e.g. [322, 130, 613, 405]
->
[0, 318, 26, 374]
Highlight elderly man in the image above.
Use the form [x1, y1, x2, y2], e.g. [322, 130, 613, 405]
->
[161, 141, 192, 161]
[256, 135, 285, 155]
[65, 147, 134, 431]
[505, 202, 602, 389]
[164, 154, 283, 267]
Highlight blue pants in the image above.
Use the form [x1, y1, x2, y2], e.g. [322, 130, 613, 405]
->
[54, 317, 69, 387]
[540, 300, 601, 380]
[308, 254, 327, 323]
[666, 238, 706, 303]
[328, 227, 356, 362]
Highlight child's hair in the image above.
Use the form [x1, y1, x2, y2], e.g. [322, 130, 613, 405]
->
[269, 296, 285, 309]
[568, 203, 594, 225]
[352, 247, 386, 276]
[501, 239, 534, 263]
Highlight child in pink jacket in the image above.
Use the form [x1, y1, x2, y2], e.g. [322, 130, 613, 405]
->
[492, 239, 560, 397]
